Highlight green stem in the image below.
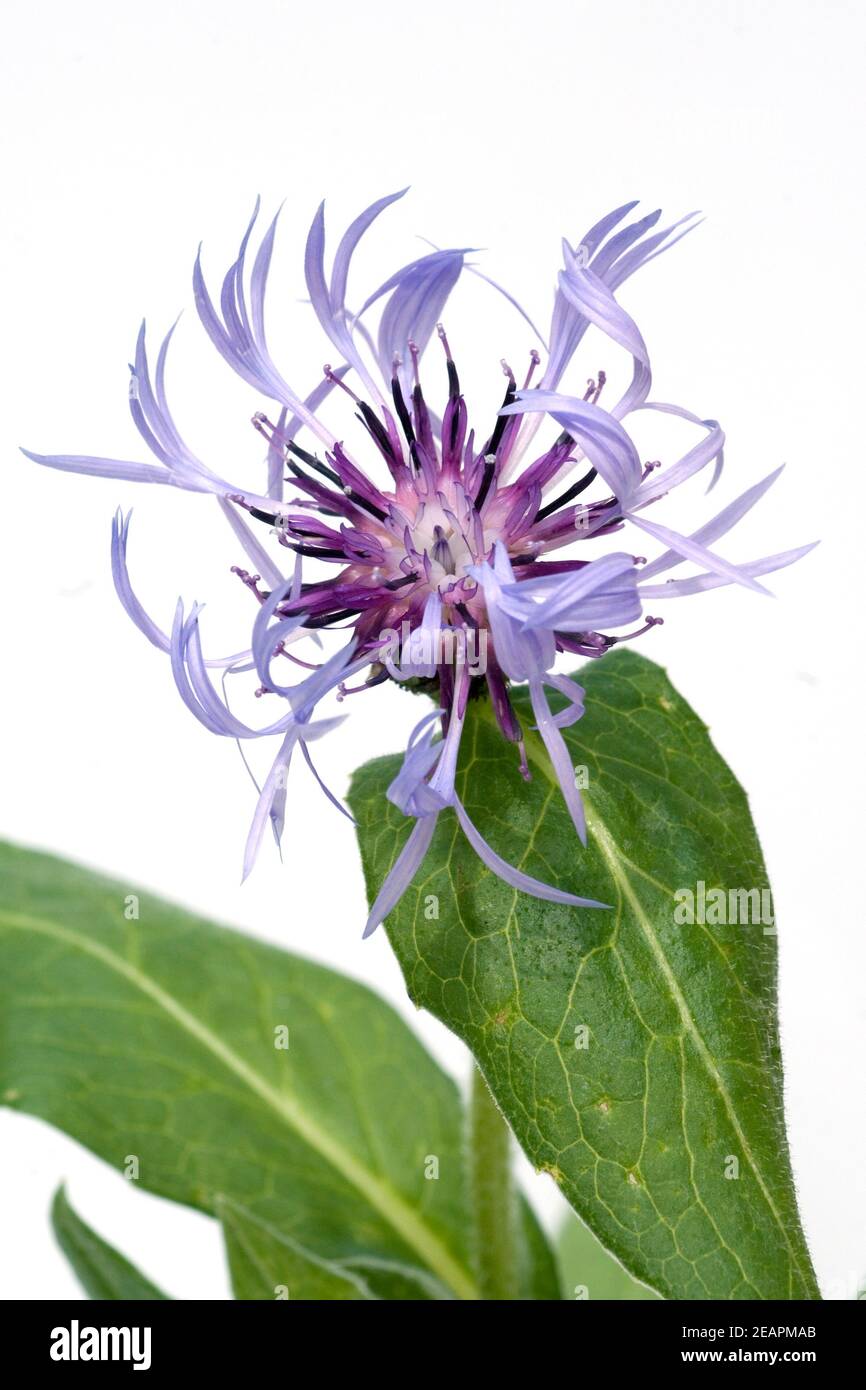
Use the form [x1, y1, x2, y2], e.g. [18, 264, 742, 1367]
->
[468, 1065, 519, 1300]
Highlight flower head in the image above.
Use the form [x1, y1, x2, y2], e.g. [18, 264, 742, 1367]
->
[24, 191, 815, 935]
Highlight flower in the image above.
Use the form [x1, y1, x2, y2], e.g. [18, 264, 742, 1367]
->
[23, 192, 815, 935]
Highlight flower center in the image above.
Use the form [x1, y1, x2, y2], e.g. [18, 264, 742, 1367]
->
[402, 492, 488, 604]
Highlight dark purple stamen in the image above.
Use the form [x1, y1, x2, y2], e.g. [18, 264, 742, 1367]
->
[473, 454, 497, 512]
[534, 466, 598, 523]
[288, 544, 351, 560]
[302, 608, 363, 628]
[487, 377, 517, 457]
[249, 506, 282, 526]
[391, 374, 416, 447]
[356, 401, 402, 471]
[286, 440, 343, 487]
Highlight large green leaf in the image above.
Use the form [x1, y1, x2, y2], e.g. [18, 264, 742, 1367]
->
[51, 1184, 169, 1300]
[349, 651, 820, 1301]
[217, 1196, 376, 1300]
[0, 840, 558, 1301]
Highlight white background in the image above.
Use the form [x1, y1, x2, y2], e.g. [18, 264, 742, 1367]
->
[1, 0, 863, 1300]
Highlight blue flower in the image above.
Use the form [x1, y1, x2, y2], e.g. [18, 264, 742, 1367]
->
[23, 192, 815, 935]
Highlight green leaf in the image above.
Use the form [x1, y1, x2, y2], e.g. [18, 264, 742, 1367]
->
[349, 651, 820, 1301]
[50, 1184, 169, 1299]
[217, 1196, 376, 1300]
[0, 840, 558, 1301]
[557, 1214, 659, 1300]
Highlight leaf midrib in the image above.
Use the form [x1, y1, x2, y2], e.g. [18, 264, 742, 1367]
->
[0, 907, 479, 1301]
[476, 700, 815, 1296]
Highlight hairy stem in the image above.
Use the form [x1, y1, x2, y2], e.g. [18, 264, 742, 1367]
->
[468, 1065, 519, 1300]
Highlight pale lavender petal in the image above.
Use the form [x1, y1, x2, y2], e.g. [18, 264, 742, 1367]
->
[508, 552, 639, 631]
[557, 262, 651, 419]
[386, 707, 445, 816]
[608, 213, 703, 289]
[304, 195, 400, 400]
[576, 200, 642, 260]
[113, 512, 250, 667]
[502, 392, 643, 504]
[242, 726, 300, 881]
[453, 797, 606, 909]
[184, 616, 285, 738]
[298, 738, 356, 824]
[331, 189, 408, 313]
[641, 542, 818, 598]
[250, 203, 283, 347]
[303, 201, 330, 334]
[363, 814, 438, 937]
[640, 466, 785, 580]
[635, 400, 725, 492]
[372, 250, 467, 393]
[21, 448, 187, 487]
[427, 668, 470, 803]
[629, 514, 773, 596]
[543, 673, 586, 729]
[111, 510, 169, 651]
[195, 216, 336, 449]
[632, 417, 725, 507]
[170, 601, 226, 735]
[395, 591, 442, 679]
[528, 675, 588, 845]
[542, 203, 668, 389]
[217, 497, 284, 590]
[267, 405, 288, 501]
[468, 548, 555, 681]
[174, 601, 317, 738]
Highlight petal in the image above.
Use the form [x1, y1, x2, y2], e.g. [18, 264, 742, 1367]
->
[298, 738, 356, 824]
[640, 466, 785, 580]
[386, 707, 446, 816]
[397, 591, 442, 678]
[363, 814, 438, 937]
[331, 189, 408, 314]
[542, 203, 699, 391]
[242, 726, 301, 881]
[217, 496, 285, 590]
[113, 513, 251, 668]
[607, 212, 703, 289]
[111, 509, 169, 651]
[528, 675, 588, 845]
[633, 400, 725, 493]
[195, 215, 336, 450]
[557, 263, 651, 419]
[628, 514, 773, 596]
[640, 542, 818, 598]
[631, 415, 725, 507]
[21, 448, 184, 487]
[469, 548, 555, 681]
[427, 667, 471, 804]
[453, 797, 607, 909]
[372, 250, 467, 395]
[502, 392, 643, 505]
[509, 552, 640, 631]
[305, 193, 407, 401]
[543, 673, 586, 729]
